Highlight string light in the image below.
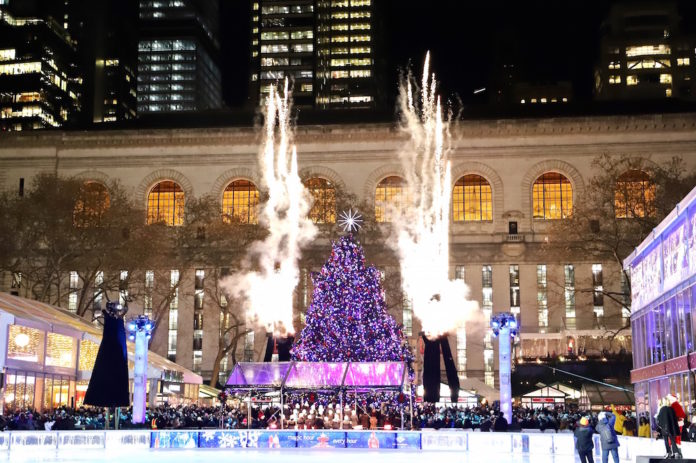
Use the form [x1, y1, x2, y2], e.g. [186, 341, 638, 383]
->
[291, 234, 413, 374]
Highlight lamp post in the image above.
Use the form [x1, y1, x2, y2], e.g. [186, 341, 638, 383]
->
[127, 315, 154, 424]
[491, 313, 518, 424]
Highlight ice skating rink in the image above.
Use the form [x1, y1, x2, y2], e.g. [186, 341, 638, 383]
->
[0, 448, 622, 463]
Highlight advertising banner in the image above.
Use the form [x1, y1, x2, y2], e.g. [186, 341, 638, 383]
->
[662, 219, 688, 292]
[150, 431, 198, 449]
[346, 431, 395, 449]
[296, 431, 346, 448]
[198, 431, 249, 449]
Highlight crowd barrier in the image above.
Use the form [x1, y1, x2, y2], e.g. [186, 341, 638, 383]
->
[1, 429, 695, 458]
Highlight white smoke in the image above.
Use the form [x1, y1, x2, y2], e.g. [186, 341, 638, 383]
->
[221, 80, 317, 336]
[391, 53, 479, 336]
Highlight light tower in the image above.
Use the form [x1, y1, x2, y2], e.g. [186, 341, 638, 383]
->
[127, 315, 154, 424]
[490, 313, 518, 424]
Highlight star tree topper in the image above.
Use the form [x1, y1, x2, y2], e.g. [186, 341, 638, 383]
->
[338, 209, 363, 232]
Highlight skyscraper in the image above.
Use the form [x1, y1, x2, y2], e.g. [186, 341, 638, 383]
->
[137, 0, 222, 114]
[250, 0, 377, 110]
[0, 1, 80, 131]
[595, 2, 696, 101]
[71, 0, 138, 124]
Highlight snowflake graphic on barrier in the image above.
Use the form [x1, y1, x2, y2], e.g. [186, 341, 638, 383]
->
[219, 432, 241, 449]
[201, 431, 217, 443]
[247, 431, 260, 448]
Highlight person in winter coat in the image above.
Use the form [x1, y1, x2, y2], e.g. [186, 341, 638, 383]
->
[596, 411, 620, 463]
[638, 416, 651, 438]
[610, 405, 626, 435]
[688, 416, 696, 443]
[658, 397, 682, 458]
[668, 394, 687, 444]
[574, 416, 595, 463]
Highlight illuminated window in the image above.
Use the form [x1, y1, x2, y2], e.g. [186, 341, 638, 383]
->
[8, 325, 44, 363]
[78, 340, 98, 371]
[678, 57, 690, 66]
[73, 182, 110, 227]
[625, 44, 671, 57]
[537, 264, 548, 331]
[452, 175, 492, 222]
[614, 170, 655, 218]
[0, 61, 41, 75]
[45, 333, 76, 368]
[305, 178, 336, 224]
[564, 265, 576, 330]
[660, 73, 672, 84]
[147, 181, 184, 226]
[222, 180, 259, 224]
[608, 61, 620, 69]
[375, 176, 407, 223]
[0, 49, 16, 61]
[627, 75, 639, 86]
[532, 172, 573, 220]
[592, 264, 604, 323]
[609, 75, 621, 84]
[629, 59, 669, 69]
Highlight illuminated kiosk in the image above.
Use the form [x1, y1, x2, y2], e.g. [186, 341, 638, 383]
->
[624, 185, 696, 425]
[491, 313, 517, 424]
[127, 315, 154, 424]
[226, 361, 410, 429]
[0, 293, 201, 414]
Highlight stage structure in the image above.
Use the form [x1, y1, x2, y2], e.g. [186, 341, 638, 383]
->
[226, 361, 410, 429]
[127, 315, 154, 424]
[491, 313, 518, 424]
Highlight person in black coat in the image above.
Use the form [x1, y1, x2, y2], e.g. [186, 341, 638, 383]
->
[574, 416, 595, 463]
[657, 398, 682, 458]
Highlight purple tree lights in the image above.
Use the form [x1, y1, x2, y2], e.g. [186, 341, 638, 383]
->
[291, 234, 413, 369]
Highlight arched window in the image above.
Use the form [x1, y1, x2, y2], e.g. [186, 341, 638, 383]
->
[222, 180, 259, 224]
[73, 181, 110, 227]
[375, 176, 407, 223]
[453, 174, 492, 222]
[532, 172, 573, 220]
[305, 177, 336, 224]
[614, 170, 655, 218]
[147, 181, 184, 226]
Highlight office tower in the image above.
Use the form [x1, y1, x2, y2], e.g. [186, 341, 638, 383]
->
[137, 0, 222, 114]
[595, 2, 696, 101]
[0, 0, 80, 130]
[71, 0, 138, 124]
[250, 0, 377, 110]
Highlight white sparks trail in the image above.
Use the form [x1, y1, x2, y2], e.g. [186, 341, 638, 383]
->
[392, 53, 479, 336]
[222, 80, 316, 336]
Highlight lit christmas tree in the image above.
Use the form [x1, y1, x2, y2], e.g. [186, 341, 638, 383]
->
[291, 234, 413, 368]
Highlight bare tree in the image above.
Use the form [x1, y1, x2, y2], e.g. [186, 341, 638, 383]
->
[543, 154, 696, 332]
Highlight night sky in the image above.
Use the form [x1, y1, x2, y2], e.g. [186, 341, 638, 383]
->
[221, 0, 696, 111]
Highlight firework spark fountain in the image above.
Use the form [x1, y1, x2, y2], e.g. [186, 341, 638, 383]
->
[222, 80, 316, 335]
[392, 53, 479, 336]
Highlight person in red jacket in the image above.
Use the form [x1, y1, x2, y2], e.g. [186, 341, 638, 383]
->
[668, 394, 686, 444]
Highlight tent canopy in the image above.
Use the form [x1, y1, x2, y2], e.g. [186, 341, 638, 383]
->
[580, 383, 634, 409]
[226, 361, 407, 390]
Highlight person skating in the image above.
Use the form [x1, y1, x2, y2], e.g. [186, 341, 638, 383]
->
[574, 416, 595, 463]
[596, 411, 620, 463]
[658, 397, 682, 458]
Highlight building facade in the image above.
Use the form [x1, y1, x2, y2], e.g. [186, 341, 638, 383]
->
[137, 0, 222, 114]
[595, 2, 696, 101]
[250, 0, 377, 109]
[1, 113, 694, 386]
[626, 185, 696, 424]
[0, 3, 81, 130]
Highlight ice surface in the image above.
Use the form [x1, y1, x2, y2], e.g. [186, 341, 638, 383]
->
[0, 448, 596, 463]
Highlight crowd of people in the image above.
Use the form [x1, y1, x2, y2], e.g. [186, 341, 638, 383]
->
[0, 401, 647, 434]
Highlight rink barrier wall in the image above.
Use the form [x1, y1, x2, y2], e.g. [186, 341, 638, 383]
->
[2, 429, 695, 457]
